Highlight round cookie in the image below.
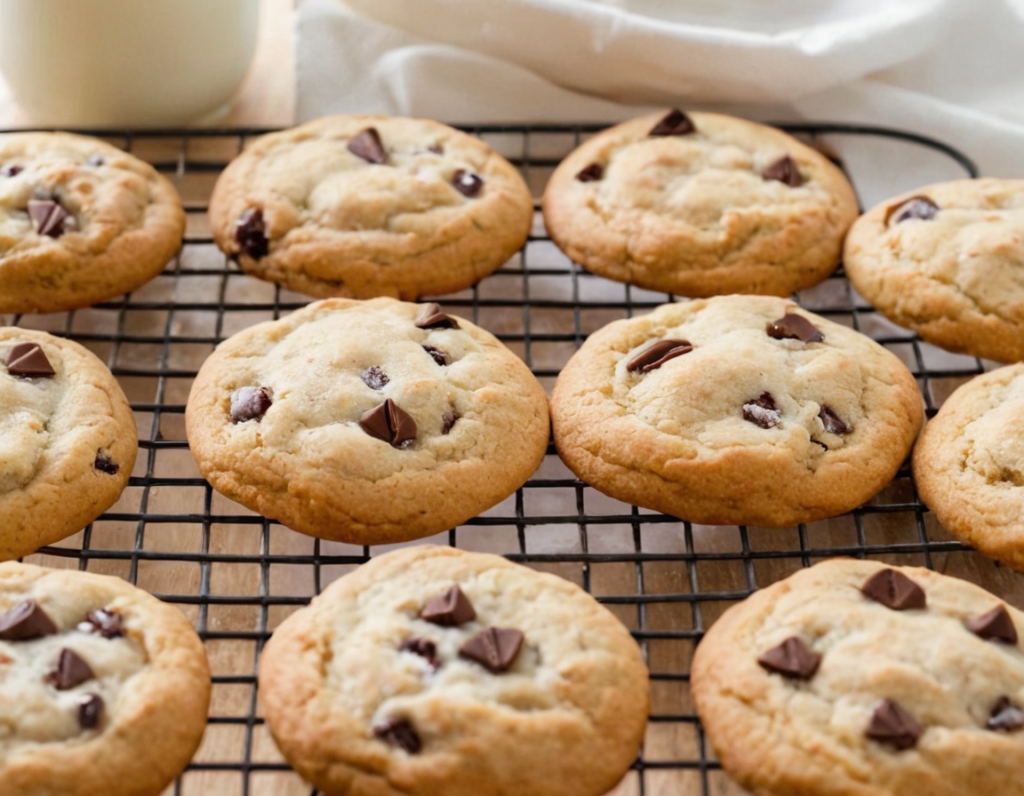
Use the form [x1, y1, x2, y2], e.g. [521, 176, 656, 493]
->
[691, 558, 1024, 796]
[0, 132, 185, 314]
[913, 364, 1024, 570]
[542, 110, 858, 297]
[845, 178, 1024, 363]
[1, 329, 137, 560]
[208, 115, 534, 300]
[259, 545, 649, 796]
[550, 295, 923, 527]
[185, 298, 550, 544]
[0, 561, 211, 796]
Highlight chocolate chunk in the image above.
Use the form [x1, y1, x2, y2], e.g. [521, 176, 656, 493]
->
[359, 398, 417, 447]
[6, 342, 56, 377]
[79, 608, 124, 639]
[757, 637, 821, 680]
[1, 164, 22, 177]
[988, 697, 1024, 732]
[415, 303, 460, 330]
[235, 207, 268, 259]
[626, 339, 693, 373]
[861, 569, 926, 611]
[423, 345, 450, 366]
[47, 649, 96, 690]
[28, 198, 71, 237]
[967, 605, 1018, 644]
[400, 637, 439, 668]
[0, 600, 58, 640]
[452, 169, 484, 198]
[762, 155, 805, 187]
[348, 128, 387, 164]
[373, 717, 421, 753]
[86, 154, 105, 167]
[361, 366, 389, 391]
[576, 163, 604, 182]
[867, 699, 921, 750]
[94, 451, 120, 475]
[766, 314, 824, 343]
[818, 406, 850, 435]
[230, 386, 272, 423]
[441, 408, 458, 435]
[78, 694, 104, 729]
[885, 196, 939, 226]
[459, 627, 524, 673]
[649, 109, 696, 137]
[743, 392, 781, 429]
[421, 584, 476, 627]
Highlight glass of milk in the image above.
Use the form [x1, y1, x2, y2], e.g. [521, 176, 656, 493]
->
[0, 0, 259, 126]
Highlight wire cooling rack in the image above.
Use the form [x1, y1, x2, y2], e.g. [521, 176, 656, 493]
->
[5, 121, 1020, 796]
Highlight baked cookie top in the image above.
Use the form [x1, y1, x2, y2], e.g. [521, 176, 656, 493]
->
[542, 110, 858, 297]
[844, 178, 1024, 363]
[1, 328, 136, 560]
[259, 545, 649, 796]
[0, 562, 210, 796]
[914, 364, 1024, 570]
[0, 132, 185, 314]
[208, 115, 534, 300]
[550, 295, 923, 527]
[185, 298, 550, 544]
[691, 559, 1024, 796]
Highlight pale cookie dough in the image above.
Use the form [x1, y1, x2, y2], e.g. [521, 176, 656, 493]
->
[691, 558, 1024, 796]
[208, 115, 534, 300]
[258, 545, 649, 796]
[185, 298, 550, 544]
[913, 364, 1024, 570]
[542, 110, 858, 297]
[0, 561, 211, 796]
[550, 295, 923, 527]
[1, 329, 137, 560]
[0, 132, 185, 314]
[845, 178, 1024, 363]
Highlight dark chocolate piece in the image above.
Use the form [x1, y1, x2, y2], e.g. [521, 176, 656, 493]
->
[757, 637, 821, 680]
[861, 569, 927, 611]
[6, 342, 56, 377]
[743, 392, 781, 429]
[359, 398, 417, 447]
[818, 406, 850, 435]
[459, 627, 524, 673]
[866, 699, 921, 750]
[230, 386, 272, 423]
[626, 339, 693, 373]
[348, 128, 387, 164]
[28, 198, 71, 237]
[79, 608, 124, 639]
[86, 154, 105, 167]
[988, 697, 1024, 732]
[649, 109, 696, 137]
[967, 605, 1018, 644]
[78, 694, 104, 729]
[373, 717, 421, 753]
[762, 155, 804, 187]
[1, 164, 22, 177]
[94, 451, 120, 475]
[576, 163, 604, 182]
[0, 600, 58, 640]
[421, 584, 475, 627]
[415, 303, 460, 330]
[423, 345, 450, 366]
[361, 366, 389, 391]
[400, 637, 439, 668]
[235, 208, 269, 259]
[441, 408, 457, 435]
[766, 314, 824, 343]
[885, 196, 939, 226]
[452, 169, 484, 198]
[47, 648, 96, 690]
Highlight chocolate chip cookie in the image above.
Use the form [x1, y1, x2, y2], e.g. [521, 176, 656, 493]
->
[914, 364, 1024, 570]
[550, 295, 923, 527]
[208, 115, 534, 300]
[542, 110, 858, 297]
[258, 545, 649, 796]
[845, 178, 1024, 363]
[0, 132, 185, 314]
[2, 329, 137, 560]
[0, 561, 210, 796]
[185, 298, 550, 544]
[692, 559, 1024, 796]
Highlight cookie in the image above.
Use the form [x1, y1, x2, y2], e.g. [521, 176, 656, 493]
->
[542, 110, 858, 297]
[258, 545, 649, 796]
[208, 115, 534, 300]
[185, 298, 550, 544]
[913, 364, 1024, 570]
[844, 178, 1024, 363]
[0, 132, 185, 314]
[550, 295, 923, 527]
[0, 561, 211, 796]
[691, 558, 1024, 796]
[1, 329, 137, 560]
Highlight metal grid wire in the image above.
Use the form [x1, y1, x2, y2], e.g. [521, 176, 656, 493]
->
[3, 121, 1014, 796]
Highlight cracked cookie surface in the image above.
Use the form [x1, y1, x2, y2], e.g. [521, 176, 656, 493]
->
[258, 545, 649, 796]
[541, 111, 858, 297]
[208, 115, 533, 300]
[550, 295, 923, 527]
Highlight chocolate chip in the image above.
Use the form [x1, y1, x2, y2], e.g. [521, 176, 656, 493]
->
[78, 608, 124, 639]
[988, 698, 1024, 732]
[766, 314, 824, 343]
[359, 398, 417, 447]
[230, 386, 272, 423]
[885, 196, 939, 226]
[28, 198, 71, 237]
[78, 694, 104, 729]
[361, 366, 389, 390]
[6, 342, 55, 377]
[86, 154, 105, 167]
[423, 345, 450, 366]
[626, 339, 693, 373]
[762, 155, 805, 187]
[374, 717, 421, 753]
[649, 109, 696, 137]
[348, 128, 387, 164]
[967, 605, 1018, 644]
[1, 164, 22, 177]
[415, 303, 460, 330]
[235, 208, 269, 259]
[452, 169, 484, 198]
[576, 163, 603, 182]
[421, 584, 476, 627]
[861, 569, 927, 611]
[47, 649, 96, 690]
[818, 406, 850, 435]
[743, 392, 781, 429]
[441, 408, 458, 435]
[428, 143, 444, 155]
[757, 637, 821, 680]
[94, 451, 120, 475]
[867, 699, 921, 750]
[400, 637, 439, 668]
[459, 627, 524, 673]
[0, 600, 58, 640]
